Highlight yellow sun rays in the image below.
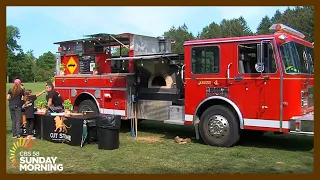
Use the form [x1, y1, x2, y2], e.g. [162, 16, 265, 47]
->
[9, 136, 35, 167]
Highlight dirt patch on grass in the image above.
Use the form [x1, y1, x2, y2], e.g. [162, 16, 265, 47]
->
[135, 136, 163, 143]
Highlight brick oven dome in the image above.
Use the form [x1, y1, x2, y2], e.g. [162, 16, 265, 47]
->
[148, 74, 173, 89]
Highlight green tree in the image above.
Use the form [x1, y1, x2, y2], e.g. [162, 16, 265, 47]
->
[163, 24, 195, 53]
[278, 6, 314, 42]
[112, 47, 129, 56]
[34, 68, 53, 82]
[23, 50, 36, 82]
[198, 21, 222, 39]
[256, 6, 314, 42]
[271, 10, 282, 23]
[256, 16, 273, 35]
[6, 25, 21, 52]
[35, 51, 56, 81]
[6, 25, 22, 81]
[36, 51, 56, 70]
[238, 16, 252, 35]
[219, 17, 253, 38]
[7, 51, 25, 82]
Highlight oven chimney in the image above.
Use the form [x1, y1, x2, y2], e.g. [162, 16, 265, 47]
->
[158, 36, 167, 53]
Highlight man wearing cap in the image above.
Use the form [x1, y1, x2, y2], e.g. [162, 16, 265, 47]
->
[45, 82, 64, 112]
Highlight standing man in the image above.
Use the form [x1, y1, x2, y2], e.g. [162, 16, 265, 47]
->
[45, 82, 64, 112]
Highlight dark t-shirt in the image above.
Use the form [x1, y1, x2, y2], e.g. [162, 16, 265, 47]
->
[46, 89, 63, 107]
[24, 95, 37, 119]
[8, 89, 25, 107]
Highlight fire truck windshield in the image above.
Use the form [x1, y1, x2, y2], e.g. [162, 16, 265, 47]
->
[279, 41, 314, 74]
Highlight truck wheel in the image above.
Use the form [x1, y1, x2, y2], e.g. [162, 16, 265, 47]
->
[78, 100, 99, 115]
[199, 105, 240, 147]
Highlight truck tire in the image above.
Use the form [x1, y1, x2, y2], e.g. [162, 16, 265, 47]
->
[199, 105, 240, 147]
[78, 100, 100, 115]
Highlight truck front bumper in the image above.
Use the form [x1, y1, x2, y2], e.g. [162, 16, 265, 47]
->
[289, 112, 314, 135]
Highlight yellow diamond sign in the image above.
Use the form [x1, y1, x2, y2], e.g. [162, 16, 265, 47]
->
[66, 57, 77, 74]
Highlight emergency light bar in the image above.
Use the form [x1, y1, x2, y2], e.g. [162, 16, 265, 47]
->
[269, 24, 305, 39]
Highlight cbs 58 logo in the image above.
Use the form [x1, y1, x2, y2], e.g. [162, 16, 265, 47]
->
[19, 151, 40, 157]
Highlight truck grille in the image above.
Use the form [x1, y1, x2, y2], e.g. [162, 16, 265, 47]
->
[308, 85, 314, 107]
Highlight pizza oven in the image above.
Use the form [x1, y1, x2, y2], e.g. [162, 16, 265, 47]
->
[148, 73, 174, 89]
[137, 59, 184, 105]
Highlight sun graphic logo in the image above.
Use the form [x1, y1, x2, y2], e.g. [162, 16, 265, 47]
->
[9, 136, 35, 167]
[9, 136, 64, 172]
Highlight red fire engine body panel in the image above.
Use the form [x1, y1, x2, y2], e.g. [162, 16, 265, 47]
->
[55, 76, 126, 87]
[95, 53, 111, 74]
[183, 33, 314, 133]
[55, 76, 128, 117]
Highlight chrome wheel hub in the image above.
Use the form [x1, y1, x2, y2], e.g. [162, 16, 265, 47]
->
[208, 115, 229, 139]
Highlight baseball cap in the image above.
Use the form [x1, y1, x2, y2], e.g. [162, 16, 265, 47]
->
[14, 79, 21, 84]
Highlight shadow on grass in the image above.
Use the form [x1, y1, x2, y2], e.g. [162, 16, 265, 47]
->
[237, 132, 314, 152]
[150, 163, 312, 174]
[120, 120, 314, 152]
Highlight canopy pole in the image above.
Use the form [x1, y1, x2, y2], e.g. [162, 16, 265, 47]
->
[134, 102, 138, 138]
[109, 35, 129, 49]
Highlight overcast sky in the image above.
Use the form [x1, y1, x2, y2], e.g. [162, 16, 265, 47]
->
[6, 6, 293, 58]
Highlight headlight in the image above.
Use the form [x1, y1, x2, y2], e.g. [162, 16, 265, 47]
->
[301, 90, 308, 107]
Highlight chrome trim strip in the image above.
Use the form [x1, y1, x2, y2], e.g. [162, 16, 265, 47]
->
[289, 131, 314, 136]
[244, 118, 289, 129]
[99, 108, 126, 116]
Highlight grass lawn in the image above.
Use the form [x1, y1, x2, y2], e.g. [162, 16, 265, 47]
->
[6, 83, 314, 174]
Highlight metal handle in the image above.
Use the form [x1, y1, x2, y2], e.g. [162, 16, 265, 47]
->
[181, 64, 186, 85]
[227, 63, 232, 84]
[303, 50, 308, 69]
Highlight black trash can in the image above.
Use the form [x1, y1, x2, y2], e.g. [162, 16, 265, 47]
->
[86, 120, 97, 144]
[97, 115, 121, 150]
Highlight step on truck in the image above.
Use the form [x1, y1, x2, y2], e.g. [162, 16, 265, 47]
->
[53, 24, 314, 147]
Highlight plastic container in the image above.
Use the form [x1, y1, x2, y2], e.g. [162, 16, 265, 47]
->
[97, 115, 121, 150]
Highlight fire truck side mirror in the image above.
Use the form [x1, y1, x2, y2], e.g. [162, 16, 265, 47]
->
[255, 63, 264, 73]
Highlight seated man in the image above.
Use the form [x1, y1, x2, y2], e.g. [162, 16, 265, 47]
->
[45, 82, 64, 112]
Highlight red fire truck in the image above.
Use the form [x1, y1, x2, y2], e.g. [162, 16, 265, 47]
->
[53, 24, 314, 147]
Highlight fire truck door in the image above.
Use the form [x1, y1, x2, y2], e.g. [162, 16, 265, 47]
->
[185, 43, 234, 117]
[232, 40, 280, 120]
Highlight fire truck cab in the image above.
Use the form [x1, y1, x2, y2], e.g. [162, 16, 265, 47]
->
[53, 24, 314, 147]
